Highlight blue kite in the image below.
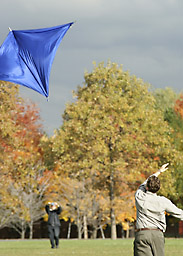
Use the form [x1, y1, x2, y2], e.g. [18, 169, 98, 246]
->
[0, 22, 74, 98]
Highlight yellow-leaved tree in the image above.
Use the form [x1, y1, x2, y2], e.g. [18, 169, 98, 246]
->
[52, 62, 183, 239]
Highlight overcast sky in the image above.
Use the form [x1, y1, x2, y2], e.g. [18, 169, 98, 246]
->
[0, 0, 182, 135]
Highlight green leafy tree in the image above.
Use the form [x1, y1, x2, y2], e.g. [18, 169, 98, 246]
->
[154, 89, 183, 208]
[153, 87, 178, 113]
[52, 62, 183, 239]
[153, 87, 183, 149]
[165, 94, 183, 208]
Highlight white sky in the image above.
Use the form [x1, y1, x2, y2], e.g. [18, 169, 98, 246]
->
[0, 0, 182, 135]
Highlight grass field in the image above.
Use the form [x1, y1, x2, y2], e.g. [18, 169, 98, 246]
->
[0, 238, 183, 256]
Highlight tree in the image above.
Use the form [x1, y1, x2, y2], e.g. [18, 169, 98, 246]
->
[174, 94, 183, 119]
[52, 62, 183, 239]
[0, 81, 21, 171]
[153, 87, 183, 150]
[40, 135, 55, 171]
[0, 199, 13, 229]
[0, 82, 50, 238]
[0, 169, 52, 239]
[165, 94, 183, 208]
[153, 87, 178, 113]
[153, 90, 183, 208]
[49, 175, 110, 239]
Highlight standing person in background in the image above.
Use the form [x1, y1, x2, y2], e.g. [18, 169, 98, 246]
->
[134, 163, 183, 256]
[45, 202, 62, 249]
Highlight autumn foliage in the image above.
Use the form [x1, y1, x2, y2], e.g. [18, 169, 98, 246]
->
[0, 81, 50, 238]
[0, 62, 183, 240]
[51, 62, 183, 239]
[174, 94, 183, 118]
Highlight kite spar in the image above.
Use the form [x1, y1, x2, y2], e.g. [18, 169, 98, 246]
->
[0, 22, 74, 98]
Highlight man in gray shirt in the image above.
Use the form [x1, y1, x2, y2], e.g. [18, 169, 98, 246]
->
[134, 163, 183, 256]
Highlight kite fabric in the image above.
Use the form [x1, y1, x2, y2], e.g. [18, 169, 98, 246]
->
[0, 22, 74, 98]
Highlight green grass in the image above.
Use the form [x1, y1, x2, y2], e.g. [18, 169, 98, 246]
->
[0, 238, 183, 256]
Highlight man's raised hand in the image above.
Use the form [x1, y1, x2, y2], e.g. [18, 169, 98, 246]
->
[159, 163, 169, 173]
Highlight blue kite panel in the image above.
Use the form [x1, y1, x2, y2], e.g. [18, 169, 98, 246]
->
[0, 22, 73, 98]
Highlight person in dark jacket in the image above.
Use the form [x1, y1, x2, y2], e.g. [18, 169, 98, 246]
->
[45, 202, 62, 249]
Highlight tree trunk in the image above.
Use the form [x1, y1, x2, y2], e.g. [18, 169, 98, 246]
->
[21, 220, 26, 239]
[91, 228, 97, 239]
[126, 228, 129, 238]
[110, 207, 117, 240]
[100, 225, 105, 239]
[126, 221, 130, 238]
[110, 169, 117, 239]
[109, 139, 117, 240]
[29, 221, 33, 239]
[67, 220, 72, 239]
[21, 229, 25, 239]
[83, 215, 88, 239]
[77, 217, 82, 239]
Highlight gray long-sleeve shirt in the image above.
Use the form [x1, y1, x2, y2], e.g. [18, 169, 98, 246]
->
[135, 176, 183, 232]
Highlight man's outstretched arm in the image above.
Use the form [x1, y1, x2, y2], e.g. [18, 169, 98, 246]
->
[138, 163, 169, 192]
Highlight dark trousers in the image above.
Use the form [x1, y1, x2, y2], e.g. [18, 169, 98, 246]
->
[48, 225, 60, 248]
[134, 230, 165, 256]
